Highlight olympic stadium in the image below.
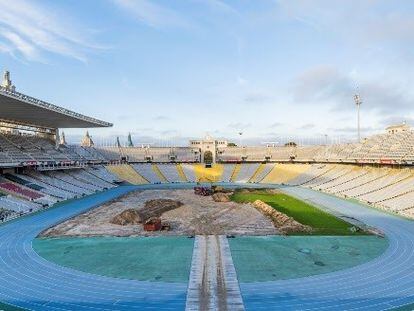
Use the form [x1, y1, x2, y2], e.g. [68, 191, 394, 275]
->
[0, 70, 413, 311]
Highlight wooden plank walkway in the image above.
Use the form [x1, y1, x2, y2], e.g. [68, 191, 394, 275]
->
[186, 235, 245, 311]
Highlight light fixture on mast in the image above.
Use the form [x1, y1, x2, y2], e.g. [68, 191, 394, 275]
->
[354, 93, 362, 142]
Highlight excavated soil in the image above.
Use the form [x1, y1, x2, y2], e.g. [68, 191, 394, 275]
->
[252, 200, 313, 234]
[110, 199, 183, 225]
[111, 209, 142, 225]
[40, 189, 278, 237]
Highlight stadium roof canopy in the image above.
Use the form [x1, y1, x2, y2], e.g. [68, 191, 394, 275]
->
[0, 86, 112, 128]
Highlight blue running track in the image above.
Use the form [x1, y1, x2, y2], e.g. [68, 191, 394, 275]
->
[240, 186, 414, 311]
[0, 183, 413, 310]
[0, 186, 186, 311]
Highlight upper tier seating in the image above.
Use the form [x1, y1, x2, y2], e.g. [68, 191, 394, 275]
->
[2, 128, 414, 166]
[0, 132, 73, 163]
[94, 147, 121, 161]
[172, 148, 199, 162]
[66, 146, 107, 162]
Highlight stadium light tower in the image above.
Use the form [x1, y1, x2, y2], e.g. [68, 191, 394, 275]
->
[354, 93, 362, 142]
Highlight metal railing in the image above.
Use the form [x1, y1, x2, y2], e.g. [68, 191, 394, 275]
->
[0, 86, 112, 127]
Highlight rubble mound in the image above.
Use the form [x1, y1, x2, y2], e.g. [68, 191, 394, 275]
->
[212, 192, 231, 202]
[252, 200, 312, 234]
[238, 188, 278, 194]
[138, 199, 183, 221]
[111, 209, 142, 225]
[211, 186, 233, 193]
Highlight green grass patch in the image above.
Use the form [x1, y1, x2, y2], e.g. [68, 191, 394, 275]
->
[230, 190, 368, 235]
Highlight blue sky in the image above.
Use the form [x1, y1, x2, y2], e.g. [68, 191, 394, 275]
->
[0, 0, 413, 146]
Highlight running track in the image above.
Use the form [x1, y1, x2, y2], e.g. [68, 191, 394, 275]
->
[0, 183, 413, 310]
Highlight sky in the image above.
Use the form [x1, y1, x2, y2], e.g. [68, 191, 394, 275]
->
[0, 0, 413, 146]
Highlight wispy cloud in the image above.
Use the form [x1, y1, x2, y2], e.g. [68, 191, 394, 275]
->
[112, 0, 190, 29]
[0, 28, 39, 60]
[227, 122, 251, 129]
[153, 115, 171, 121]
[298, 123, 315, 130]
[269, 122, 283, 128]
[198, 0, 240, 17]
[0, 0, 100, 62]
[276, 0, 414, 48]
[244, 92, 271, 105]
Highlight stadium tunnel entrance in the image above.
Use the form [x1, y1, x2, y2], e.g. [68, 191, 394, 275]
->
[203, 150, 213, 167]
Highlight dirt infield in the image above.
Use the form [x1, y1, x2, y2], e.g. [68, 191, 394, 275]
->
[40, 189, 277, 237]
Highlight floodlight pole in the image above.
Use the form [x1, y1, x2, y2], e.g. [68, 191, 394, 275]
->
[354, 94, 362, 142]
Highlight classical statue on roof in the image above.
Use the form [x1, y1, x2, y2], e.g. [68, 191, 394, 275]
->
[1, 70, 15, 91]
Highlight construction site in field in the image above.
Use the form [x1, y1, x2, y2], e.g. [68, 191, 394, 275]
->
[40, 188, 279, 237]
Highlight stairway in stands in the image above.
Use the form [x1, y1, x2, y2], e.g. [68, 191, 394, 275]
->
[152, 164, 168, 182]
[248, 163, 265, 183]
[230, 164, 241, 182]
[176, 164, 188, 182]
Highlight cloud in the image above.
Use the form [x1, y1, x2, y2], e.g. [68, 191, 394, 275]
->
[237, 76, 248, 86]
[276, 0, 414, 49]
[379, 116, 414, 127]
[159, 129, 179, 136]
[328, 126, 381, 134]
[199, 0, 240, 16]
[292, 65, 413, 114]
[0, 0, 100, 62]
[269, 122, 283, 128]
[298, 123, 315, 130]
[0, 41, 10, 53]
[0, 28, 39, 60]
[153, 115, 171, 121]
[227, 122, 251, 130]
[112, 0, 190, 29]
[292, 65, 354, 104]
[117, 114, 134, 121]
[244, 93, 271, 104]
